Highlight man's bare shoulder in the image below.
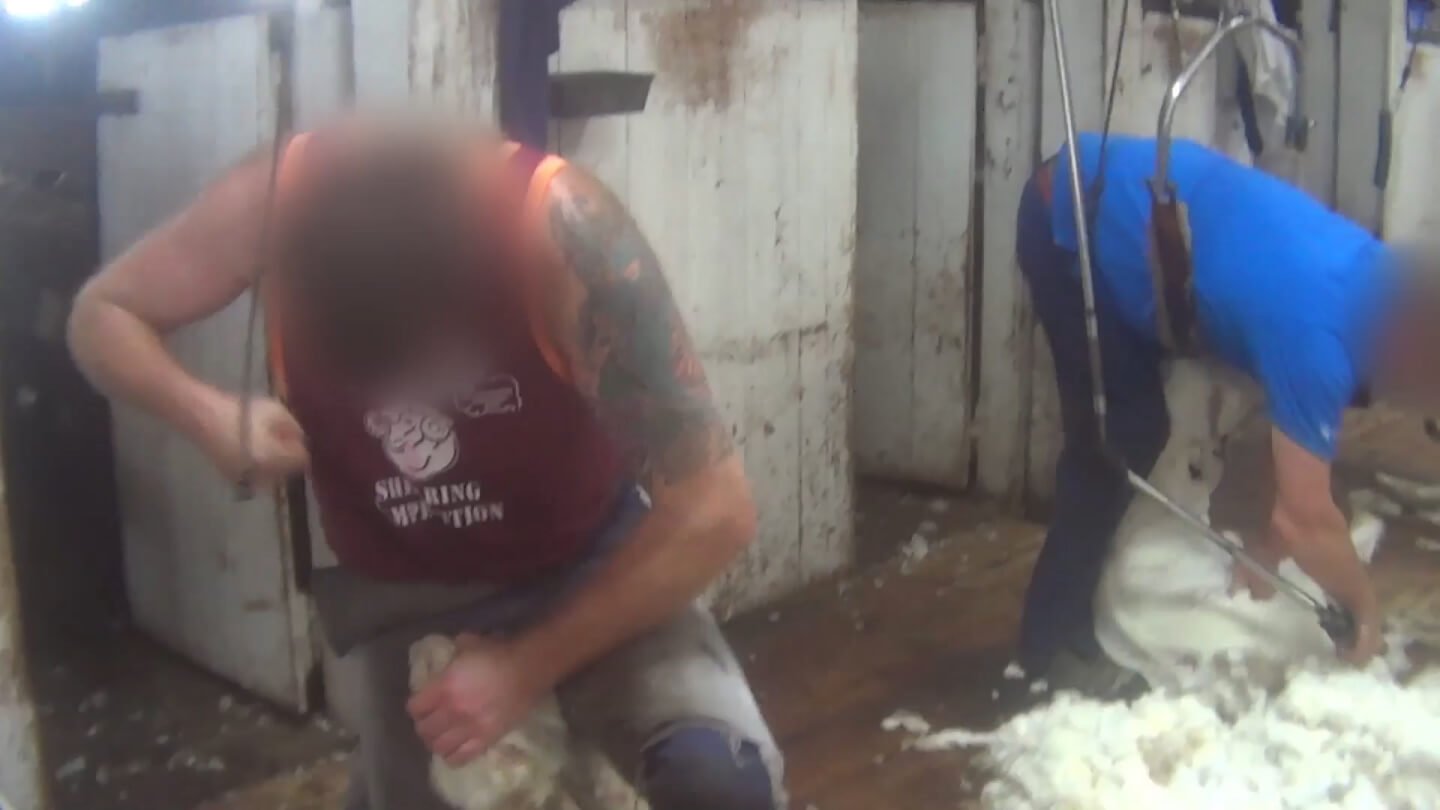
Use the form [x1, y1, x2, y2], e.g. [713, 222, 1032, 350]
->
[537, 162, 732, 488]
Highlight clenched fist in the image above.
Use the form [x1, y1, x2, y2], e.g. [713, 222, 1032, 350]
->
[199, 394, 309, 486]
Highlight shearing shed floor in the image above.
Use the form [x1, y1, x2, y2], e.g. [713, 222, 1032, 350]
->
[36, 410, 1440, 810]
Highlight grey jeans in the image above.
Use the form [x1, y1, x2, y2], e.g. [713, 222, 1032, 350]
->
[315, 486, 785, 809]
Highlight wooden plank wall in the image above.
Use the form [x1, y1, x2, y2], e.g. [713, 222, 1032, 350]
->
[292, 5, 353, 132]
[853, 1, 977, 489]
[1025, 0, 1106, 504]
[98, 16, 314, 711]
[0, 449, 46, 810]
[1300, 0, 1340, 205]
[553, 0, 857, 616]
[349, 0, 414, 103]
[1105, 3, 1233, 145]
[1383, 42, 1440, 242]
[975, 0, 1041, 501]
[1336, 0, 1403, 231]
[350, 0, 500, 116]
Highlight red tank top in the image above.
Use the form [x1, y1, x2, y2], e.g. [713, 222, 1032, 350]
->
[267, 136, 625, 584]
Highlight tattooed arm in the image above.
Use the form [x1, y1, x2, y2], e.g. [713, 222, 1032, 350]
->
[516, 164, 757, 683]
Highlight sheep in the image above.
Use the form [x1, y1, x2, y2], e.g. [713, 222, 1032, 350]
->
[408, 635, 648, 810]
[1094, 358, 1386, 690]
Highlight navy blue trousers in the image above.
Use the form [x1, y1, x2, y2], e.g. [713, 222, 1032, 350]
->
[1013, 165, 1171, 672]
[644, 727, 777, 810]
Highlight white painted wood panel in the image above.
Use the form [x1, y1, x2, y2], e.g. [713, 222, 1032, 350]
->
[1336, 0, 1402, 231]
[0, 461, 45, 810]
[351, 0, 500, 120]
[1300, 0, 1339, 205]
[98, 16, 313, 711]
[854, 2, 976, 488]
[793, 0, 859, 587]
[1108, 4, 1234, 148]
[293, 5, 353, 131]
[977, 0, 1040, 500]
[1041, 0, 1106, 157]
[555, 0, 857, 614]
[1383, 43, 1440, 242]
[350, 0, 412, 103]
[552, 0, 630, 191]
[1029, 0, 1108, 503]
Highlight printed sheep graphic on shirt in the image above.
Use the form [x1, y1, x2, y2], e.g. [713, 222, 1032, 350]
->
[366, 403, 459, 481]
[454, 373, 523, 418]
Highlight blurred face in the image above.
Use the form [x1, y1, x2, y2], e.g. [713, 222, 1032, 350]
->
[1376, 305, 1440, 411]
[279, 131, 491, 388]
[300, 277, 482, 389]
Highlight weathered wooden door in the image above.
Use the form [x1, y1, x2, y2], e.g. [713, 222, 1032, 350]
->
[1300, 0, 1340, 206]
[350, 0, 500, 113]
[1384, 41, 1440, 241]
[1382, 31, 1440, 240]
[853, 1, 977, 489]
[0, 481, 45, 810]
[1337, 0, 1407, 232]
[1104, 2, 1249, 154]
[553, 0, 858, 615]
[97, 16, 314, 711]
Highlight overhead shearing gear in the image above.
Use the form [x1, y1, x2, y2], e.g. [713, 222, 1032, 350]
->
[1045, 0, 1355, 650]
[1148, 7, 1310, 356]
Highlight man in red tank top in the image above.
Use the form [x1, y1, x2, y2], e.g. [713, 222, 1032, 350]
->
[69, 118, 784, 810]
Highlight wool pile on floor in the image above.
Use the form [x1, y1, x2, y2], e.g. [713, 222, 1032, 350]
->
[894, 645, 1440, 809]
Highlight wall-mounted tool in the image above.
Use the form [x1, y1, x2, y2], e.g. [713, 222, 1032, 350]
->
[549, 71, 654, 120]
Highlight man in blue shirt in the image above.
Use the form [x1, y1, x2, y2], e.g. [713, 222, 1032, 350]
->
[1016, 132, 1440, 691]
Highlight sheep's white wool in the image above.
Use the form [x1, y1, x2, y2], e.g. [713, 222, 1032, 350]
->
[1094, 360, 1385, 690]
[408, 635, 646, 810]
[918, 360, 1440, 807]
[913, 652, 1440, 810]
[1375, 471, 1440, 505]
[882, 711, 932, 736]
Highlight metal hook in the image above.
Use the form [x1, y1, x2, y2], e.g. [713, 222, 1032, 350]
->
[1153, 11, 1311, 203]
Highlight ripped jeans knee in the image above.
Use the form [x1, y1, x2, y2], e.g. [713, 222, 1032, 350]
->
[641, 724, 782, 810]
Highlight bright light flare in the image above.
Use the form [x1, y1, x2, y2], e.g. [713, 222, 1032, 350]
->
[4, 0, 90, 21]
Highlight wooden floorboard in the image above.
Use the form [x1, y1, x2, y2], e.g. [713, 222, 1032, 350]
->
[728, 504, 1043, 810]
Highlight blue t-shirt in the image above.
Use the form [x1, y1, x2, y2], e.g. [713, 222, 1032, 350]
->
[1050, 133, 1395, 460]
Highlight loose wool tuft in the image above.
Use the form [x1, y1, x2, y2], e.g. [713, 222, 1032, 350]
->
[910, 359, 1440, 808]
[915, 650, 1440, 809]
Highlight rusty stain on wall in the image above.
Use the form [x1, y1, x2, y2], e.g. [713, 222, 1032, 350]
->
[1149, 16, 1216, 64]
[646, 0, 763, 111]
[1411, 47, 1431, 83]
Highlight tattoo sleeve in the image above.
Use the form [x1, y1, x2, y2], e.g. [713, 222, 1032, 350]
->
[545, 168, 734, 491]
